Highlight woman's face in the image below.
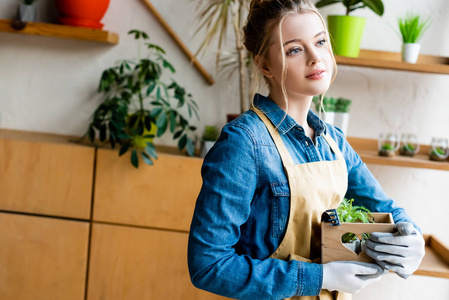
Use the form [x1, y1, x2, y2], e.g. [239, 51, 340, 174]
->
[264, 12, 333, 98]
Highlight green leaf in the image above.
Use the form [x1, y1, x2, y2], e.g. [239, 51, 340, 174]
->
[173, 130, 183, 140]
[131, 150, 139, 168]
[141, 151, 154, 165]
[144, 117, 153, 131]
[163, 59, 176, 73]
[150, 107, 163, 118]
[119, 143, 130, 156]
[315, 0, 342, 8]
[145, 142, 158, 159]
[363, 0, 384, 16]
[169, 112, 176, 133]
[178, 134, 187, 149]
[99, 125, 107, 142]
[156, 113, 168, 137]
[147, 81, 156, 95]
[186, 138, 195, 156]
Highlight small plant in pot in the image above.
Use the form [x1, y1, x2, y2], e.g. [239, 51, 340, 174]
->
[315, 0, 384, 57]
[312, 95, 336, 125]
[16, 0, 39, 23]
[398, 13, 431, 64]
[337, 198, 374, 254]
[378, 132, 400, 157]
[429, 137, 449, 162]
[84, 30, 199, 168]
[200, 125, 220, 158]
[399, 133, 420, 157]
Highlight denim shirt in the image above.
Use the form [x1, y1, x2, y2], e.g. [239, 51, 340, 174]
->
[188, 94, 418, 299]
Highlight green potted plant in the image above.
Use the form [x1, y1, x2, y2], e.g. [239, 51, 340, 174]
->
[16, 0, 39, 22]
[84, 30, 199, 168]
[337, 198, 374, 254]
[312, 95, 337, 125]
[200, 125, 220, 158]
[334, 97, 351, 135]
[378, 132, 399, 157]
[315, 0, 384, 57]
[398, 13, 431, 64]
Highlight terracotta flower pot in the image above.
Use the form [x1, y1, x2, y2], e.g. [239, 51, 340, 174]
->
[54, 0, 110, 29]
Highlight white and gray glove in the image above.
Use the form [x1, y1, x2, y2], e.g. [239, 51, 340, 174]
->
[322, 261, 387, 294]
[365, 222, 425, 279]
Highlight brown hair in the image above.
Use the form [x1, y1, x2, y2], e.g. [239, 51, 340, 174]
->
[243, 0, 337, 117]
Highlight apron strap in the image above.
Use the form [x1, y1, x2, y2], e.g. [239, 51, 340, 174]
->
[322, 134, 345, 161]
[252, 107, 295, 167]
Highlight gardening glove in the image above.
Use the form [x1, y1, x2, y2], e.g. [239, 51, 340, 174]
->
[322, 261, 387, 294]
[365, 222, 425, 279]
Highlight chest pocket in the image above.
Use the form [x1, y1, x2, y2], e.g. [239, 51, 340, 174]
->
[270, 180, 290, 238]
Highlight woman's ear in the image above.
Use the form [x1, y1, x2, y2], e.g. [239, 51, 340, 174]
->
[255, 55, 273, 78]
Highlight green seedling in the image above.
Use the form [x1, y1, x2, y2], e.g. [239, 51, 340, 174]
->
[337, 198, 374, 243]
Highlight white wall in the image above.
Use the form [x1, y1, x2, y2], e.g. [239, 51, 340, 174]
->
[0, 0, 448, 299]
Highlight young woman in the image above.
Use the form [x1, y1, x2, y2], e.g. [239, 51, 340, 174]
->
[188, 1, 425, 299]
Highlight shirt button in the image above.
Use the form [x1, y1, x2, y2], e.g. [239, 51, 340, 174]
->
[305, 141, 309, 146]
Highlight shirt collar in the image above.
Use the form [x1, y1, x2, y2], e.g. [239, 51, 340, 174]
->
[253, 93, 326, 136]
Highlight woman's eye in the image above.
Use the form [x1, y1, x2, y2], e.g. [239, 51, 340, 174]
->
[317, 39, 326, 46]
[287, 47, 302, 56]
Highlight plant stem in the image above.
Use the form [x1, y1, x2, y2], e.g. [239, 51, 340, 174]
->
[233, 2, 246, 113]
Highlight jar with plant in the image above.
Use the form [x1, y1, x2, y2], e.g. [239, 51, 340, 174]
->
[200, 125, 220, 158]
[378, 132, 400, 157]
[83, 30, 199, 168]
[399, 133, 420, 157]
[398, 13, 431, 64]
[429, 137, 449, 162]
[315, 0, 384, 57]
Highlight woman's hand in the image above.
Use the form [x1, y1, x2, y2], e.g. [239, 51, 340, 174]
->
[322, 261, 387, 293]
[365, 222, 425, 279]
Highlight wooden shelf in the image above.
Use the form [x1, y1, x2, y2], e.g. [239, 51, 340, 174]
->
[347, 137, 449, 171]
[0, 19, 118, 44]
[416, 235, 449, 279]
[336, 49, 449, 75]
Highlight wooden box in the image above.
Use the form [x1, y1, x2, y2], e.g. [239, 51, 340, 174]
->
[321, 213, 395, 263]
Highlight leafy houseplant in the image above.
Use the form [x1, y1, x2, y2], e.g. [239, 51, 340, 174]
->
[398, 13, 431, 63]
[200, 125, 220, 158]
[193, 0, 251, 116]
[337, 198, 374, 254]
[85, 30, 199, 168]
[312, 96, 351, 134]
[315, 0, 384, 57]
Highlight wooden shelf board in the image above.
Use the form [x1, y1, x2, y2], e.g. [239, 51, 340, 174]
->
[336, 49, 449, 75]
[0, 19, 118, 44]
[415, 235, 449, 279]
[347, 137, 449, 171]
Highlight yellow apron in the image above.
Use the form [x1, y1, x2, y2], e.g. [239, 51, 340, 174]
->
[253, 108, 351, 300]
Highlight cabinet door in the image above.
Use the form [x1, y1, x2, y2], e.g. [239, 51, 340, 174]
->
[94, 149, 203, 231]
[0, 138, 94, 219]
[87, 223, 227, 300]
[0, 213, 89, 300]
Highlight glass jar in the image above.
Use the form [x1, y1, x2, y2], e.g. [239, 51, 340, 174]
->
[399, 133, 420, 157]
[429, 137, 449, 161]
[378, 132, 400, 157]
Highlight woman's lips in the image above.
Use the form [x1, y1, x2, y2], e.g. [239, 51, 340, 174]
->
[306, 69, 326, 79]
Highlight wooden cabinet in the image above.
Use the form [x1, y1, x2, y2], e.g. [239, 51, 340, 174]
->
[0, 136, 95, 219]
[93, 148, 203, 232]
[87, 223, 226, 300]
[0, 212, 89, 300]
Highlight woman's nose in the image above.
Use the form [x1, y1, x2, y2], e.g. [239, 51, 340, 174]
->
[307, 48, 322, 65]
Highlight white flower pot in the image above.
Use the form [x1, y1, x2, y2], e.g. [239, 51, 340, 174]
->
[18, 4, 37, 22]
[200, 140, 216, 158]
[333, 112, 350, 135]
[322, 111, 335, 126]
[402, 43, 421, 64]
